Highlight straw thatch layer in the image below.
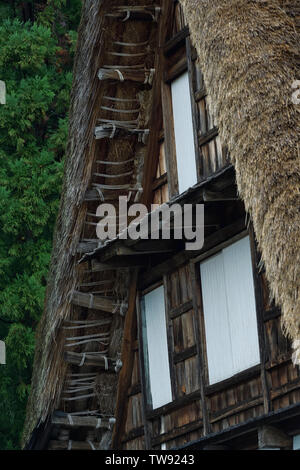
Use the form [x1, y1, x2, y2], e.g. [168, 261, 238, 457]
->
[22, 0, 105, 447]
[180, 0, 300, 362]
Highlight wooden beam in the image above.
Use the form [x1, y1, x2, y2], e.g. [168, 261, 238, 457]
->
[98, 68, 155, 85]
[51, 413, 116, 429]
[164, 26, 190, 56]
[70, 291, 115, 313]
[63, 352, 122, 371]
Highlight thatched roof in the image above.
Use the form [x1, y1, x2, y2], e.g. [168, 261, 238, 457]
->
[23, 0, 300, 448]
[179, 0, 300, 363]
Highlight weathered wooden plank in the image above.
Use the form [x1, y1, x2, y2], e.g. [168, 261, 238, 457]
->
[173, 345, 197, 364]
[151, 419, 202, 447]
[51, 413, 116, 429]
[169, 300, 193, 319]
[164, 26, 190, 56]
[98, 68, 155, 85]
[64, 351, 122, 371]
[70, 291, 115, 313]
[146, 389, 201, 419]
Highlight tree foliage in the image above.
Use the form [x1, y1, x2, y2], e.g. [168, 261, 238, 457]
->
[0, 0, 81, 449]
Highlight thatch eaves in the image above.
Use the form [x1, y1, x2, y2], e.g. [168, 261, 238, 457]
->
[179, 0, 300, 363]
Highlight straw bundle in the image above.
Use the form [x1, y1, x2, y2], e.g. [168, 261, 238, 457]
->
[180, 0, 300, 362]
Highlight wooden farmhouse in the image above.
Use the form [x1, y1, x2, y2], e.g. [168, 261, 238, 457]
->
[23, 0, 300, 450]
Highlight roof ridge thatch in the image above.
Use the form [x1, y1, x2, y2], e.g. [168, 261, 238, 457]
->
[179, 0, 300, 362]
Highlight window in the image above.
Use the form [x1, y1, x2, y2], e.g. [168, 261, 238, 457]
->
[171, 72, 197, 194]
[141, 285, 172, 409]
[200, 236, 260, 384]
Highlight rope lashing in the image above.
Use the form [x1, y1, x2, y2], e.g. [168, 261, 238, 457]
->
[67, 414, 74, 426]
[62, 393, 96, 402]
[144, 68, 155, 85]
[100, 105, 140, 114]
[96, 418, 102, 429]
[115, 69, 125, 82]
[110, 124, 117, 139]
[96, 158, 135, 165]
[114, 359, 123, 373]
[95, 186, 105, 202]
[113, 40, 149, 47]
[87, 440, 96, 451]
[122, 10, 130, 22]
[109, 417, 116, 430]
[67, 289, 75, 304]
[93, 170, 134, 178]
[79, 353, 86, 367]
[108, 51, 147, 57]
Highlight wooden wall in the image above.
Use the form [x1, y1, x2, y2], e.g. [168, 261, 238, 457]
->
[121, 247, 300, 449]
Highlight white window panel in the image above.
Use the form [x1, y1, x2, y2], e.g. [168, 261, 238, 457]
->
[200, 252, 233, 384]
[200, 236, 260, 384]
[223, 237, 260, 374]
[171, 72, 197, 194]
[143, 286, 172, 409]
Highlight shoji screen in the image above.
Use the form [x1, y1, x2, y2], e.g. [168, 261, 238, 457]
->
[171, 72, 197, 194]
[143, 286, 172, 409]
[200, 236, 260, 384]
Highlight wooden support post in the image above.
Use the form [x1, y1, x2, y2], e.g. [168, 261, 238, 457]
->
[258, 425, 292, 450]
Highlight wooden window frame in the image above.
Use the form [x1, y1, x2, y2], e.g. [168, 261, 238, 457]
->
[191, 229, 269, 398]
[161, 7, 229, 197]
[137, 281, 175, 413]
